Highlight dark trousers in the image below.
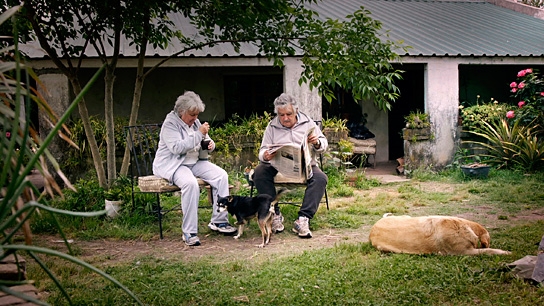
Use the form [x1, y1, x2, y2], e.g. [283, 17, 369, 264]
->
[252, 162, 328, 219]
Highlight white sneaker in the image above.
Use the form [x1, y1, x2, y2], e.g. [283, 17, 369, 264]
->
[272, 213, 284, 233]
[182, 233, 201, 246]
[208, 222, 237, 235]
[292, 216, 312, 238]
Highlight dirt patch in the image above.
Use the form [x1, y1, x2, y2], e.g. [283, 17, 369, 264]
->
[39, 227, 372, 266]
[456, 207, 544, 229]
[34, 181, 544, 266]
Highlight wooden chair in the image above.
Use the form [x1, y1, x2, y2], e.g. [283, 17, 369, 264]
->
[124, 124, 213, 239]
[246, 120, 329, 210]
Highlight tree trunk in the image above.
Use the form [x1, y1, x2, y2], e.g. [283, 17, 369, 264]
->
[120, 34, 148, 177]
[70, 78, 107, 188]
[105, 66, 117, 186]
[102, 18, 121, 186]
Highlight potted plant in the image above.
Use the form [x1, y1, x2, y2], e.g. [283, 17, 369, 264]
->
[403, 110, 432, 141]
[322, 117, 349, 144]
[104, 187, 124, 218]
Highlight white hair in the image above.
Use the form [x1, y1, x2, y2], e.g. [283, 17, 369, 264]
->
[273, 93, 298, 114]
[174, 91, 205, 115]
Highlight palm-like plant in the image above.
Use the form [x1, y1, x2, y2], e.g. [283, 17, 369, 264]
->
[1, 6, 142, 305]
[463, 118, 544, 171]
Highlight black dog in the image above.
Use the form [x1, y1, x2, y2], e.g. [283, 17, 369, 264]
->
[217, 189, 287, 248]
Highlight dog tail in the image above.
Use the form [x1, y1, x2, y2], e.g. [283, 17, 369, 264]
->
[382, 213, 393, 218]
[269, 188, 289, 213]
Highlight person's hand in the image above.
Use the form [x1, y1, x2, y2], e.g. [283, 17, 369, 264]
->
[199, 122, 210, 135]
[264, 150, 277, 161]
[308, 134, 320, 147]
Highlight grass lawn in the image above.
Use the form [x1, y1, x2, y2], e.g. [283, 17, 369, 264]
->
[28, 168, 544, 305]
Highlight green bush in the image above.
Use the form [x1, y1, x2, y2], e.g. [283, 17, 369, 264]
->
[64, 116, 129, 180]
[460, 98, 509, 132]
[56, 178, 106, 212]
[322, 117, 348, 131]
[208, 112, 272, 169]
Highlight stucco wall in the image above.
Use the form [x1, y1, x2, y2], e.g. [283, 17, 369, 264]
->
[37, 73, 71, 163]
[425, 59, 459, 168]
[283, 57, 322, 120]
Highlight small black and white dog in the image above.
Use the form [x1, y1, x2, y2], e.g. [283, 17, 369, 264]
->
[217, 189, 287, 248]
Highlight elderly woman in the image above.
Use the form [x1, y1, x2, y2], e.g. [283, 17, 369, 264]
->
[153, 91, 236, 246]
[252, 93, 328, 238]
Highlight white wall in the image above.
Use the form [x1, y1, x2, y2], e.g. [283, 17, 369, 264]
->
[283, 57, 322, 121]
[425, 59, 459, 168]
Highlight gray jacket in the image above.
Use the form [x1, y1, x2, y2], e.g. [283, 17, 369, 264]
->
[258, 111, 328, 165]
[152, 111, 214, 182]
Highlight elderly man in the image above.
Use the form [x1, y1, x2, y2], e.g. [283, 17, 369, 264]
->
[252, 93, 328, 238]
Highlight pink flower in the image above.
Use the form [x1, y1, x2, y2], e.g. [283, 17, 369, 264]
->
[6, 132, 10, 138]
[541, 92, 544, 96]
[518, 101, 525, 108]
[506, 111, 515, 119]
[510, 82, 517, 88]
[518, 82, 525, 89]
[517, 69, 533, 77]
[511, 88, 517, 93]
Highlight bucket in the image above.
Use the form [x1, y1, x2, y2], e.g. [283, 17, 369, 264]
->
[105, 200, 123, 218]
[461, 164, 490, 178]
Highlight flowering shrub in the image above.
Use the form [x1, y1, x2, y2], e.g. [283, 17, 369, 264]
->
[507, 68, 544, 128]
[506, 110, 515, 119]
[460, 68, 544, 172]
[460, 97, 508, 132]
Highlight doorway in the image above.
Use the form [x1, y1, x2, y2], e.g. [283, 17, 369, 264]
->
[388, 64, 425, 160]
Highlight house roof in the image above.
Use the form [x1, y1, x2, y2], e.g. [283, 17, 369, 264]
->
[22, 0, 544, 59]
[311, 0, 544, 57]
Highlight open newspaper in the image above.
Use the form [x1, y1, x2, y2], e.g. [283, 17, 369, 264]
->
[269, 127, 315, 181]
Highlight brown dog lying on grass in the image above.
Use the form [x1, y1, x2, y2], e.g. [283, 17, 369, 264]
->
[369, 214, 511, 255]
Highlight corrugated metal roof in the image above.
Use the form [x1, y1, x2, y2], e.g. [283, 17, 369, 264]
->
[309, 0, 544, 57]
[22, 0, 544, 58]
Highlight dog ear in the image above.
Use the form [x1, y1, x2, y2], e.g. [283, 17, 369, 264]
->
[471, 222, 491, 248]
[479, 233, 490, 248]
[228, 196, 234, 202]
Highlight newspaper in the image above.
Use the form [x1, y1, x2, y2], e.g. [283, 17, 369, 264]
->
[269, 127, 315, 181]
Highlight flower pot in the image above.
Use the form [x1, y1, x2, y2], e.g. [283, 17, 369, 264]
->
[402, 127, 432, 141]
[105, 200, 123, 218]
[323, 128, 349, 144]
[461, 164, 490, 178]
